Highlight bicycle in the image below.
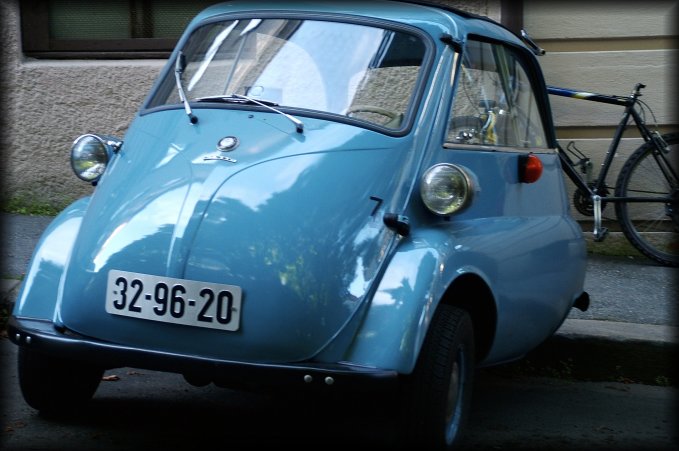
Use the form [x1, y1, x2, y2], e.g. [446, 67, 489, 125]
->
[447, 82, 678, 267]
[508, 30, 679, 267]
[547, 83, 678, 267]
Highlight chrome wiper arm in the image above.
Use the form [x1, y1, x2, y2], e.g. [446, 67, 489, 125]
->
[231, 93, 304, 134]
[174, 51, 198, 124]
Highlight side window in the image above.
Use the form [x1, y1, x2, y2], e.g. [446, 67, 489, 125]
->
[445, 40, 548, 150]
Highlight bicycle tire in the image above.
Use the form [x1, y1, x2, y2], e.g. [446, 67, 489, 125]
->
[614, 132, 679, 266]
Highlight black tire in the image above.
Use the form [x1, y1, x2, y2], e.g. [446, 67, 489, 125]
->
[614, 132, 679, 267]
[18, 347, 104, 415]
[400, 305, 475, 450]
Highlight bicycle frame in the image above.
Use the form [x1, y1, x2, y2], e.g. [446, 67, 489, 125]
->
[548, 83, 676, 240]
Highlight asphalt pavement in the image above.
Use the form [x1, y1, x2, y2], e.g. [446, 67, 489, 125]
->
[1, 213, 677, 385]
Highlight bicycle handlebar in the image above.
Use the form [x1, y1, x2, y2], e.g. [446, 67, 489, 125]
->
[632, 83, 646, 98]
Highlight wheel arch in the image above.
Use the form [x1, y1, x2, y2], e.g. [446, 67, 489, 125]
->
[440, 272, 496, 363]
[340, 241, 499, 372]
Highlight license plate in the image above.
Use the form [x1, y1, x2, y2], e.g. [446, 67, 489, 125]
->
[106, 270, 242, 331]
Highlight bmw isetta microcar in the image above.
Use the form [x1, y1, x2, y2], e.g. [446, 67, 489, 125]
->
[9, 0, 589, 448]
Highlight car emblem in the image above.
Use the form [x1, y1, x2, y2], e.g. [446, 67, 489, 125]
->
[217, 136, 239, 151]
[204, 155, 237, 163]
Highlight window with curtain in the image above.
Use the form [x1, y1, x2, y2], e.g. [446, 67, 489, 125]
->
[20, 0, 221, 58]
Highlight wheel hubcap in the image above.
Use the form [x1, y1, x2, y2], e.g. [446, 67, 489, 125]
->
[444, 347, 465, 444]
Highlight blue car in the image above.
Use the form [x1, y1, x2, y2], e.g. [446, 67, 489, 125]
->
[9, 1, 588, 448]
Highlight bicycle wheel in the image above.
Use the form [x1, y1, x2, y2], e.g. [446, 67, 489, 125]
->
[615, 132, 679, 266]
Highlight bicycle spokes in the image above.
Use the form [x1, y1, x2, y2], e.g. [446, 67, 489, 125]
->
[615, 132, 679, 266]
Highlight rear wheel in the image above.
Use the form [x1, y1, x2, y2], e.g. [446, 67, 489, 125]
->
[615, 132, 679, 267]
[400, 305, 475, 450]
[18, 347, 104, 415]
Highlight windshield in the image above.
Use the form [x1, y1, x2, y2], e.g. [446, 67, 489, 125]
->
[147, 18, 428, 130]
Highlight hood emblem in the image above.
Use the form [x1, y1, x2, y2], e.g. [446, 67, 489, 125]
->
[204, 155, 237, 163]
[217, 136, 239, 151]
[204, 136, 239, 163]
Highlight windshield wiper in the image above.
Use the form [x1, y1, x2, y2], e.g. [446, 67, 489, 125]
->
[195, 95, 279, 107]
[196, 94, 304, 134]
[175, 51, 198, 124]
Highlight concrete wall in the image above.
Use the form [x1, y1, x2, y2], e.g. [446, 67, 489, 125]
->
[0, 1, 165, 207]
[1, 0, 496, 208]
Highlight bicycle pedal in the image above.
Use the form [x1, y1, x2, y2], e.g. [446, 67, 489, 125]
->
[593, 227, 609, 242]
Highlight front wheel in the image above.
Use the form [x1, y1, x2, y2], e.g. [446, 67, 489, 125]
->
[615, 132, 679, 267]
[18, 346, 104, 415]
[400, 305, 475, 450]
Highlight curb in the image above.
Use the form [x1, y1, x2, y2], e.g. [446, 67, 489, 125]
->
[494, 319, 679, 386]
[557, 318, 677, 344]
[581, 231, 645, 258]
[0, 279, 21, 302]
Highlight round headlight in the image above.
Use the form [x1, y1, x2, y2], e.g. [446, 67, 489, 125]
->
[420, 163, 472, 215]
[70, 134, 111, 182]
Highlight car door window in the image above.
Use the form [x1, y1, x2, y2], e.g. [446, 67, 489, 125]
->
[446, 39, 548, 150]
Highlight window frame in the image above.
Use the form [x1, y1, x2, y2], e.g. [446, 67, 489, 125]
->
[20, 0, 524, 60]
[444, 34, 556, 153]
[142, 13, 435, 138]
[20, 0, 215, 59]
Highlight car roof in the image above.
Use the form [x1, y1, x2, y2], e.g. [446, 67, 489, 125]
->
[186, 0, 523, 48]
[395, 0, 516, 34]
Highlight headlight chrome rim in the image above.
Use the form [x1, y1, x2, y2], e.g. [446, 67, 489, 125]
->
[420, 163, 472, 216]
[70, 134, 112, 183]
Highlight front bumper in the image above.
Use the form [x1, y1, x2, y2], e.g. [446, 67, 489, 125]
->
[8, 316, 398, 392]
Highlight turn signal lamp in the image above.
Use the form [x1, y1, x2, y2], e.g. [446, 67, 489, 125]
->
[518, 153, 543, 183]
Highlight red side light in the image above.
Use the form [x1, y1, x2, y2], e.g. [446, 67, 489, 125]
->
[518, 153, 543, 183]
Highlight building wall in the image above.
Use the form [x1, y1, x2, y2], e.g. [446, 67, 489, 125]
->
[523, 0, 677, 221]
[0, 0, 505, 208]
[0, 0, 165, 207]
